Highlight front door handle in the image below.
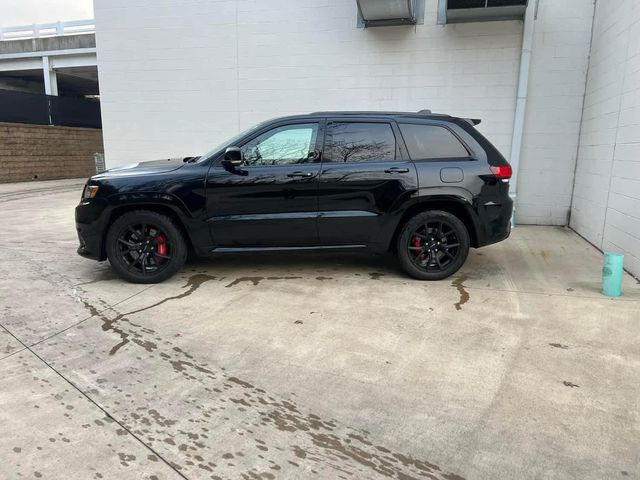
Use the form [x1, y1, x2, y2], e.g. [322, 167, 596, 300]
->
[287, 171, 314, 178]
[384, 167, 410, 174]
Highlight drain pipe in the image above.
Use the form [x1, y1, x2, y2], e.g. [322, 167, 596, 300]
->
[509, 0, 538, 226]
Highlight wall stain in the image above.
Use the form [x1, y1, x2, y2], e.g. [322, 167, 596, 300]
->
[316, 276, 333, 281]
[549, 343, 569, 349]
[368, 272, 385, 280]
[451, 274, 470, 311]
[226, 276, 302, 288]
[540, 250, 550, 261]
[563, 381, 579, 388]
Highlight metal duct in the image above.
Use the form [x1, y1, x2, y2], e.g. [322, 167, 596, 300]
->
[356, 0, 416, 27]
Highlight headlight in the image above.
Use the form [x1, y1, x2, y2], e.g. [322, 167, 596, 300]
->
[82, 185, 99, 200]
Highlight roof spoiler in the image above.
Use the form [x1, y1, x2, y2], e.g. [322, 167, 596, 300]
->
[463, 118, 481, 126]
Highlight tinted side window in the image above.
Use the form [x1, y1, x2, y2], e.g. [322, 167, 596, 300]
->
[241, 123, 318, 166]
[399, 124, 469, 160]
[324, 122, 396, 163]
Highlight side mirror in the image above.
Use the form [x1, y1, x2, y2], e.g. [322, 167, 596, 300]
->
[222, 146, 242, 168]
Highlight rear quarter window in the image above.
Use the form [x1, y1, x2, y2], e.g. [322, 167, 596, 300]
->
[399, 123, 469, 160]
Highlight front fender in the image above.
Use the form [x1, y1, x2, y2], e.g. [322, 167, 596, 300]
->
[106, 191, 192, 219]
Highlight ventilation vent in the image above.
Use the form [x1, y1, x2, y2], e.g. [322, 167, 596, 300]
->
[357, 0, 417, 27]
[438, 0, 527, 24]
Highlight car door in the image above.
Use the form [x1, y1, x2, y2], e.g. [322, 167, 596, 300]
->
[205, 120, 322, 248]
[317, 119, 418, 247]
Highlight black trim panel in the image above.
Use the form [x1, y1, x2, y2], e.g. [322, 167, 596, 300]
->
[210, 244, 367, 253]
[207, 210, 379, 222]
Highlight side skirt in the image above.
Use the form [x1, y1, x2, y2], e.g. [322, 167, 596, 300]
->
[209, 245, 367, 253]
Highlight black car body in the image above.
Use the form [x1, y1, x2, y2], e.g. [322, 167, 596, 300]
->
[76, 111, 512, 283]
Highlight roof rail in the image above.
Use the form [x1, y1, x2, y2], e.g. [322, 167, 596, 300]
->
[309, 110, 413, 116]
[308, 110, 445, 117]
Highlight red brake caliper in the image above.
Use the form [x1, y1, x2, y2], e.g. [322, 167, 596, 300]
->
[412, 236, 421, 256]
[156, 234, 167, 256]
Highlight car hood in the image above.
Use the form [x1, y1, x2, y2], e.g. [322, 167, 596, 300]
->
[94, 157, 194, 178]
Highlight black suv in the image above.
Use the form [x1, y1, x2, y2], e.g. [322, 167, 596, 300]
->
[76, 111, 512, 283]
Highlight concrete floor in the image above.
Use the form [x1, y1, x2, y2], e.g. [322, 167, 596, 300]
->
[0, 178, 639, 480]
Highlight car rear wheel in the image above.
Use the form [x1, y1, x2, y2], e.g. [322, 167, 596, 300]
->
[105, 210, 187, 284]
[397, 210, 469, 280]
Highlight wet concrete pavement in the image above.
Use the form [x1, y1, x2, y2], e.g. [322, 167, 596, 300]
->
[1, 179, 639, 480]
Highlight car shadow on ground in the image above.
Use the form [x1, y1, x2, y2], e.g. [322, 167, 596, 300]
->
[194, 251, 401, 274]
[77, 249, 501, 286]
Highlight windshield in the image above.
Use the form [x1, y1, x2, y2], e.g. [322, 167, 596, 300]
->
[197, 122, 267, 162]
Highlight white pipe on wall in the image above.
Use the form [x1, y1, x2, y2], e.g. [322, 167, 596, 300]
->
[508, 0, 537, 225]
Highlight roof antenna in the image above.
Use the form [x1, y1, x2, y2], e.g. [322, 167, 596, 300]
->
[417, 109, 432, 114]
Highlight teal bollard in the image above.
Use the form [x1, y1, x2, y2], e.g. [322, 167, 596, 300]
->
[602, 252, 624, 297]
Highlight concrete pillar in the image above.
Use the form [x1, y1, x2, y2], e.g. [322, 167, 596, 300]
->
[42, 56, 58, 96]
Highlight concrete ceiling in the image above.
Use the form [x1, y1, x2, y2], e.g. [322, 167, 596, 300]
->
[0, 65, 99, 96]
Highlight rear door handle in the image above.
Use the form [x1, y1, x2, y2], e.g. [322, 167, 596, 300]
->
[287, 171, 314, 178]
[384, 167, 410, 174]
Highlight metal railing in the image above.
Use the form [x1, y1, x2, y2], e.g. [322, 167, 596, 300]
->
[0, 19, 95, 41]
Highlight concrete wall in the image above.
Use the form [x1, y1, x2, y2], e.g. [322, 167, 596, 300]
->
[570, 0, 640, 277]
[515, 0, 594, 225]
[94, 0, 522, 167]
[0, 122, 102, 183]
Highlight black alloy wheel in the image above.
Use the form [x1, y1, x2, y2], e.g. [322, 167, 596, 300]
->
[116, 223, 171, 275]
[106, 210, 187, 283]
[397, 210, 469, 280]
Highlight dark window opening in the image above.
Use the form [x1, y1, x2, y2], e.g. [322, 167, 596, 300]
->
[488, 0, 527, 6]
[447, 0, 486, 9]
[448, 0, 526, 8]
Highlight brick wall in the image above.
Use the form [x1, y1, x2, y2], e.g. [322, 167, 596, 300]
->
[0, 122, 103, 183]
[571, 0, 640, 278]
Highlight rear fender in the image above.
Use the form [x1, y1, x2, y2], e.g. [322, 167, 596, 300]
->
[384, 188, 481, 251]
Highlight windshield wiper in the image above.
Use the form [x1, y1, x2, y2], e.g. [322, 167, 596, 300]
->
[183, 156, 201, 163]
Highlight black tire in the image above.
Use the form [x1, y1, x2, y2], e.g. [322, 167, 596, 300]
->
[396, 210, 470, 280]
[105, 210, 188, 284]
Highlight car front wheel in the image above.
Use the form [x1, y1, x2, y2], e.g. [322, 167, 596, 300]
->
[397, 210, 470, 280]
[105, 210, 187, 283]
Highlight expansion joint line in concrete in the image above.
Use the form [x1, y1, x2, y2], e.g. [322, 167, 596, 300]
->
[0, 321, 190, 480]
[0, 282, 156, 362]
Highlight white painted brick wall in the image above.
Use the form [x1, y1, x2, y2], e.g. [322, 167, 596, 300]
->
[94, 0, 522, 167]
[515, 0, 595, 225]
[571, 0, 640, 278]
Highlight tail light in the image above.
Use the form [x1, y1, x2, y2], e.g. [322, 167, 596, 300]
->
[490, 165, 512, 180]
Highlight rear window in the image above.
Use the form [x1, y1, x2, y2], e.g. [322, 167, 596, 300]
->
[324, 122, 396, 163]
[399, 124, 468, 160]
